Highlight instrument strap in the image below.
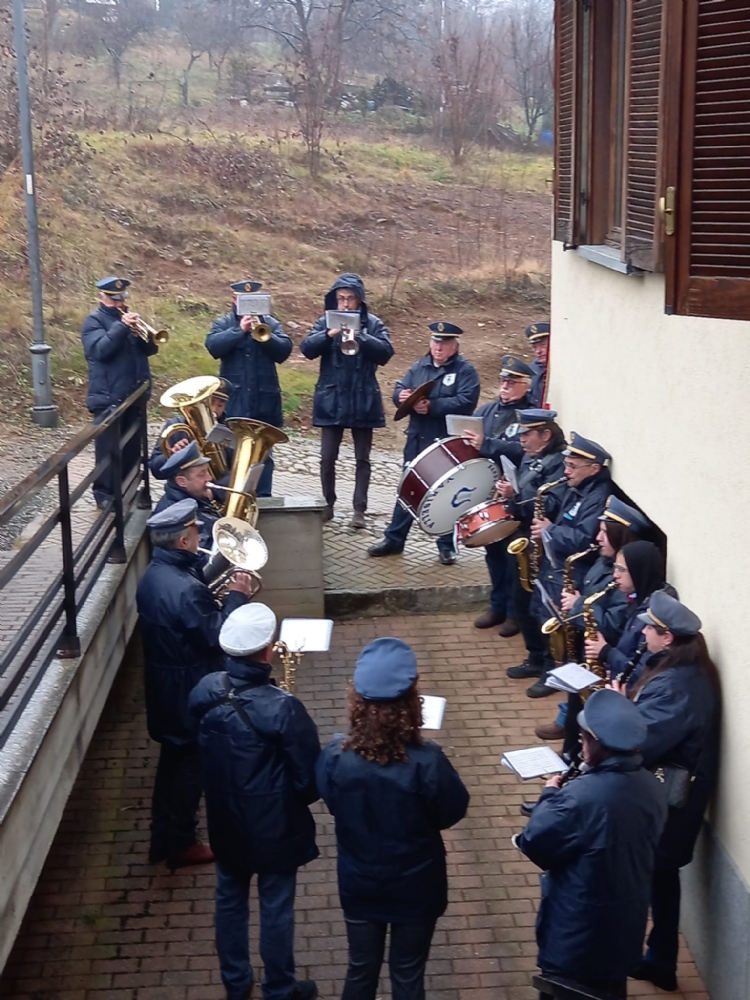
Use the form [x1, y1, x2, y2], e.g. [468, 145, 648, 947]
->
[218, 673, 257, 730]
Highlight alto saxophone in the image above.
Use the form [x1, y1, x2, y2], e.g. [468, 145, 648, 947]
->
[272, 640, 303, 693]
[541, 543, 598, 663]
[507, 476, 567, 593]
[580, 579, 619, 701]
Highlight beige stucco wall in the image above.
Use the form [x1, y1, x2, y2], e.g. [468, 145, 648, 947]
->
[549, 241, 750, 882]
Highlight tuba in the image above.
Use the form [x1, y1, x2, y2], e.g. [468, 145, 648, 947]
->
[202, 515, 268, 599]
[209, 418, 289, 527]
[160, 375, 229, 481]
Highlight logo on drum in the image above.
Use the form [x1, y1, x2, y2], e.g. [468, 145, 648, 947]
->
[451, 486, 476, 509]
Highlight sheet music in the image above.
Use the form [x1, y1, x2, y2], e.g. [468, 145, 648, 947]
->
[546, 662, 602, 692]
[541, 528, 558, 569]
[420, 695, 446, 730]
[325, 310, 361, 333]
[236, 293, 272, 316]
[501, 746, 568, 780]
[500, 455, 519, 494]
[445, 414, 484, 437]
[206, 423, 235, 446]
[278, 618, 333, 653]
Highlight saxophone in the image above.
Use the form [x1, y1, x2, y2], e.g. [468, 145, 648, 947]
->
[507, 476, 567, 593]
[272, 640, 303, 693]
[541, 543, 598, 663]
[580, 579, 619, 701]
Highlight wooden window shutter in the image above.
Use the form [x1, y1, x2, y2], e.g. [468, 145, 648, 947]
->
[623, 0, 664, 271]
[665, 0, 750, 319]
[554, 0, 579, 244]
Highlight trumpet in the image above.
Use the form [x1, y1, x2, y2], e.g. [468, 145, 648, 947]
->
[248, 316, 272, 343]
[118, 305, 169, 345]
[340, 325, 359, 356]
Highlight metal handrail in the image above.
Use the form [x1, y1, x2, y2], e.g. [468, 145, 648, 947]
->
[0, 382, 152, 747]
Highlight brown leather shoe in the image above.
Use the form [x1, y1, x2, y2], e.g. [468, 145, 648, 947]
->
[474, 608, 505, 629]
[168, 841, 214, 869]
[497, 617, 520, 638]
[535, 722, 565, 741]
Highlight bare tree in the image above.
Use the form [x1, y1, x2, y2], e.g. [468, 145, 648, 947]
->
[503, 0, 553, 145]
[83, 0, 156, 89]
[177, 0, 208, 104]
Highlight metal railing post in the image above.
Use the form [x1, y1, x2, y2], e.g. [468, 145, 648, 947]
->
[107, 411, 127, 564]
[137, 394, 152, 510]
[56, 466, 81, 658]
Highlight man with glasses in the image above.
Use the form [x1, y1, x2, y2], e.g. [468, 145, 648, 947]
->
[508, 432, 613, 697]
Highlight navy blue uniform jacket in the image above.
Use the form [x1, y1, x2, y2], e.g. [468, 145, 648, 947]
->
[316, 735, 469, 923]
[154, 479, 220, 553]
[190, 657, 320, 875]
[300, 274, 394, 428]
[570, 556, 630, 646]
[136, 548, 248, 745]
[81, 303, 158, 413]
[635, 664, 719, 869]
[475, 394, 534, 467]
[205, 311, 292, 426]
[394, 353, 480, 462]
[507, 447, 567, 533]
[518, 756, 667, 981]
[529, 359, 547, 408]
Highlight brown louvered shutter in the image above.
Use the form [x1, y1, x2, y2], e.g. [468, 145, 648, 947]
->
[554, 0, 578, 244]
[666, 0, 750, 319]
[623, 0, 664, 271]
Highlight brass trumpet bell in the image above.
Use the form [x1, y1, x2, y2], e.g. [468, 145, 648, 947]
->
[250, 318, 272, 343]
[222, 418, 290, 525]
[340, 328, 360, 356]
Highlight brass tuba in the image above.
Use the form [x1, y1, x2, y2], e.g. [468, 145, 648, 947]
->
[210, 418, 289, 527]
[159, 375, 229, 480]
[202, 515, 267, 599]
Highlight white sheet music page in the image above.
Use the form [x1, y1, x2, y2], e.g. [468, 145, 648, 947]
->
[501, 746, 568, 780]
[445, 414, 484, 437]
[547, 662, 602, 692]
[499, 455, 519, 494]
[420, 695, 446, 730]
[278, 619, 333, 653]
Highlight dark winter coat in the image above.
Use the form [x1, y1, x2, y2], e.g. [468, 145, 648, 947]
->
[205, 311, 292, 427]
[136, 548, 248, 745]
[517, 755, 667, 981]
[316, 735, 469, 923]
[529, 359, 547, 408]
[475, 393, 534, 467]
[189, 657, 320, 874]
[81, 303, 158, 414]
[507, 446, 567, 533]
[570, 556, 630, 646]
[634, 664, 720, 869]
[154, 479, 221, 553]
[394, 353, 481, 462]
[300, 274, 394, 428]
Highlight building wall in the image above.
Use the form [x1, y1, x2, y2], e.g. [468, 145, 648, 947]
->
[549, 241, 750, 993]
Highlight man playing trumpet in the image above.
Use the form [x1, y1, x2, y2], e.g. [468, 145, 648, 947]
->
[81, 276, 160, 508]
[205, 280, 292, 497]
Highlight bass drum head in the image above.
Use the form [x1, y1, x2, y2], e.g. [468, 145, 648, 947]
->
[417, 458, 499, 536]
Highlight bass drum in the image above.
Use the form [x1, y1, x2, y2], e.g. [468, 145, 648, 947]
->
[455, 499, 519, 548]
[398, 437, 499, 536]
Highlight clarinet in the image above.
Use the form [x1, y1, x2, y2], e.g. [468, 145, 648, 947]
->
[558, 759, 583, 786]
[616, 636, 648, 685]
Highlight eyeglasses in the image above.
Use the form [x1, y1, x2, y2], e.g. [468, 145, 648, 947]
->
[612, 563, 628, 574]
[563, 459, 593, 470]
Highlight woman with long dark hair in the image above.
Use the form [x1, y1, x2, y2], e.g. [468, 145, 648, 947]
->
[316, 637, 469, 1000]
[610, 590, 720, 992]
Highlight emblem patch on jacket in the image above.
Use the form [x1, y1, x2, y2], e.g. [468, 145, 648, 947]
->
[443, 373, 456, 386]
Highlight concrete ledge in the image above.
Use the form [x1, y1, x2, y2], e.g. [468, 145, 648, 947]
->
[257, 495, 326, 620]
[0, 511, 150, 973]
[326, 583, 491, 619]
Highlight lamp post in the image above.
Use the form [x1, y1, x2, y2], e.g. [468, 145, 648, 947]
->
[11, 0, 58, 428]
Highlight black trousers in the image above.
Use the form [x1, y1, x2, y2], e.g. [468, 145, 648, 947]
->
[644, 867, 681, 975]
[539, 973, 626, 999]
[150, 742, 202, 863]
[514, 573, 554, 669]
[342, 917, 437, 1000]
[92, 404, 142, 503]
[320, 425, 373, 511]
[484, 540, 515, 617]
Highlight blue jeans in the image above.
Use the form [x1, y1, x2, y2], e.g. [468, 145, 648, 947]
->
[341, 918, 436, 1000]
[384, 501, 455, 554]
[215, 863, 297, 1000]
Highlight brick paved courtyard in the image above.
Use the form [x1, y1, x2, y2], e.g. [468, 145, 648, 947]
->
[1, 613, 708, 1000]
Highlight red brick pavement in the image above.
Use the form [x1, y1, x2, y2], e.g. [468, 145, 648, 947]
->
[1, 614, 709, 1000]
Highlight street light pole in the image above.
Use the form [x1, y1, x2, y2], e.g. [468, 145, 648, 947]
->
[11, 0, 58, 428]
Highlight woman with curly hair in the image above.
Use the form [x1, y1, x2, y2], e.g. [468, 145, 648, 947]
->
[316, 637, 469, 1000]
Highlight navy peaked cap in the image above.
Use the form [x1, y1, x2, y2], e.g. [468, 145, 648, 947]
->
[146, 498, 203, 533]
[231, 280, 263, 293]
[429, 321, 463, 338]
[525, 322, 550, 342]
[96, 276, 130, 298]
[354, 637, 418, 700]
[213, 378, 236, 400]
[637, 590, 702, 636]
[500, 355, 533, 379]
[599, 496, 650, 534]
[158, 440, 211, 480]
[564, 432, 611, 464]
[516, 407, 557, 429]
[577, 688, 647, 753]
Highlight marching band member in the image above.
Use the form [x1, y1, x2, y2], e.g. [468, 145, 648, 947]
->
[525, 322, 550, 407]
[317, 638, 469, 1000]
[368, 322, 479, 565]
[610, 592, 721, 993]
[149, 377, 235, 478]
[136, 499, 254, 869]
[516, 689, 667, 999]
[153, 440, 221, 553]
[300, 273, 394, 528]
[462, 358, 537, 633]
[190, 603, 321, 1000]
[81, 276, 159, 508]
[205, 280, 292, 497]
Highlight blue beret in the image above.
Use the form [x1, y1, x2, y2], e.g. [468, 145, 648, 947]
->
[158, 439, 211, 480]
[599, 495, 650, 534]
[500, 355, 533, 379]
[213, 378, 235, 400]
[146, 498, 203, 533]
[96, 276, 130, 298]
[231, 280, 263, 293]
[525, 322, 550, 342]
[564, 432, 611, 465]
[577, 688, 647, 753]
[516, 407, 558, 430]
[429, 321, 463, 339]
[353, 637, 418, 700]
[637, 590, 702, 636]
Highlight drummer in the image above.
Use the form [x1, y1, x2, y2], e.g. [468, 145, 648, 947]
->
[460, 357, 536, 634]
[368, 322, 480, 565]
